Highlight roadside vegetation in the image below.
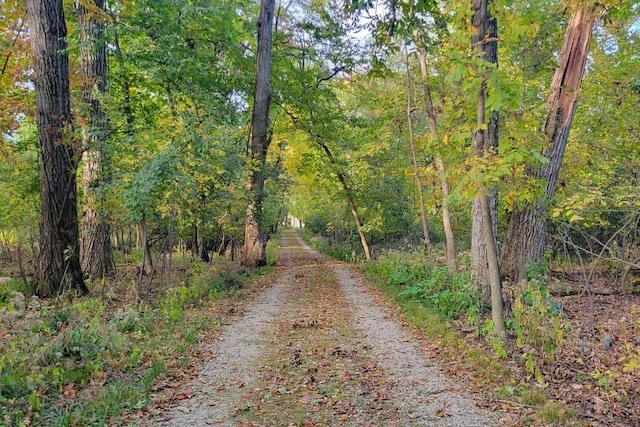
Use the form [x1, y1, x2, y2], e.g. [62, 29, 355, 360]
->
[0, 245, 278, 426]
[301, 230, 640, 425]
[2, 0, 639, 425]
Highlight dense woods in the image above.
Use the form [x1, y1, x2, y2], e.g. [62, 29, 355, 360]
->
[1, 0, 640, 424]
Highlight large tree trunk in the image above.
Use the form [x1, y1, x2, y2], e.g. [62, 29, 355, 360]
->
[27, 0, 88, 296]
[472, 0, 505, 340]
[502, 6, 597, 283]
[417, 48, 457, 271]
[77, 0, 114, 279]
[470, 0, 499, 303]
[317, 141, 372, 261]
[243, 0, 275, 268]
[404, 52, 432, 252]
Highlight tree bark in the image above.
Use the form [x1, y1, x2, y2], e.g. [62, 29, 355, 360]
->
[191, 220, 198, 259]
[27, 0, 88, 295]
[417, 48, 457, 271]
[317, 140, 372, 261]
[471, 0, 505, 340]
[404, 52, 432, 253]
[77, 0, 114, 279]
[502, 6, 597, 283]
[137, 219, 153, 276]
[243, 0, 275, 268]
[471, 0, 499, 302]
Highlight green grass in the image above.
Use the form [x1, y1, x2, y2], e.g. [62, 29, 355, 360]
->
[0, 259, 266, 426]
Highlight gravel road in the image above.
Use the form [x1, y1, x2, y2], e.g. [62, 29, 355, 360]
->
[157, 230, 495, 426]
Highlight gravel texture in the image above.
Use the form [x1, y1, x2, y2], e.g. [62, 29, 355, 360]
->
[335, 265, 495, 426]
[158, 231, 495, 426]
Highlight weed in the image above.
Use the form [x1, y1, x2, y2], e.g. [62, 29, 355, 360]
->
[0, 256, 258, 427]
[377, 256, 477, 320]
[0, 278, 30, 307]
[539, 401, 577, 424]
[111, 307, 146, 334]
[483, 320, 508, 359]
[591, 369, 618, 389]
[510, 282, 567, 383]
[622, 344, 640, 372]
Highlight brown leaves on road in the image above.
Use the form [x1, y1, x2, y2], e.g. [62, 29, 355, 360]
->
[235, 265, 401, 426]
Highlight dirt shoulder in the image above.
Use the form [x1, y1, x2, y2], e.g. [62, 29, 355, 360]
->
[151, 230, 497, 426]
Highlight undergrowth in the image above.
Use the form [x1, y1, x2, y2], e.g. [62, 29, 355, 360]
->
[360, 249, 576, 424]
[0, 253, 260, 426]
[298, 229, 363, 262]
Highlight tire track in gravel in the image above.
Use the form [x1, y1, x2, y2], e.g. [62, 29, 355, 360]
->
[158, 235, 308, 426]
[334, 265, 494, 426]
[158, 230, 495, 426]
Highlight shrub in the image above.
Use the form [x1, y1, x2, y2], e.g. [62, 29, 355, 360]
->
[366, 252, 477, 320]
[510, 282, 567, 383]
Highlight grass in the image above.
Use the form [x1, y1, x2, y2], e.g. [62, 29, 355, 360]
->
[0, 252, 271, 427]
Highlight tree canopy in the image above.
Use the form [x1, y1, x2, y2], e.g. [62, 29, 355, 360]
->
[0, 0, 638, 300]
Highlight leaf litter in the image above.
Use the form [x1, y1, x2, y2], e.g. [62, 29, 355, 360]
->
[146, 231, 500, 426]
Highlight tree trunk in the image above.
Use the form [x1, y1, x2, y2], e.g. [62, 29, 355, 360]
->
[191, 220, 198, 259]
[417, 48, 457, 270]
[316, 141, 372, 261]
[137, 220, 153, 276]
[243, 0, 275, 268]
[502, 6, 597, 283]
[405, 52, 432, 252]
[77, 0, 114, 279]
[27, 0, 88, 296]
[472, 0, 505, 340]
[470, 0, 499, 303]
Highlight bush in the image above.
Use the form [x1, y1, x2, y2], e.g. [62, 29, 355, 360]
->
[365, 252, 477, 320]
[160, 263, 248, 322]
[0, 278, 30, 307]
[305, 215, 326, 235]
[510, 282, 566, 383]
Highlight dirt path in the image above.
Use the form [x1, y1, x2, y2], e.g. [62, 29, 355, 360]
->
[156, 231, 495, 426]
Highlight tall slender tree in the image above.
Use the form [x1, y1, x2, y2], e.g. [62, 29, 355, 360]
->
[470, 0, 499, 302]
[244, 0, 276, 267]
[27, 0, 88, 295]
[502, 5, 599, 282]
[416, 47, 457, 271]
[77, 0, 114, 279]
[404, 51, 432, 253]
[471, 0, 505, 339]
[315, 138, 372, 261]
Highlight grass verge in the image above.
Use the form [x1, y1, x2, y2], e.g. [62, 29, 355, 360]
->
[0, 250, 275, 426]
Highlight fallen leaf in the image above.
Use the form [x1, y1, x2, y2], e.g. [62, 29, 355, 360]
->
[62, 383, 76, 399]
[435, 407, 452, 418]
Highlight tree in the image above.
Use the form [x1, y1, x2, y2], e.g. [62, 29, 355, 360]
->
[416, 47, 457, 271]
[77, 0, 114, 279]
[470, 0, 499, 302]
[502, 4, 599, 282]
[244, 0, 276, 267]
[404, 50, 432, 253]
[26, 0, 88, 295]
[316, 138, 373, 261]
[471, 0, 505, 340]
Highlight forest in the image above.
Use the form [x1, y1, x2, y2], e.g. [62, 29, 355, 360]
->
[1, 0, 640, 425]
